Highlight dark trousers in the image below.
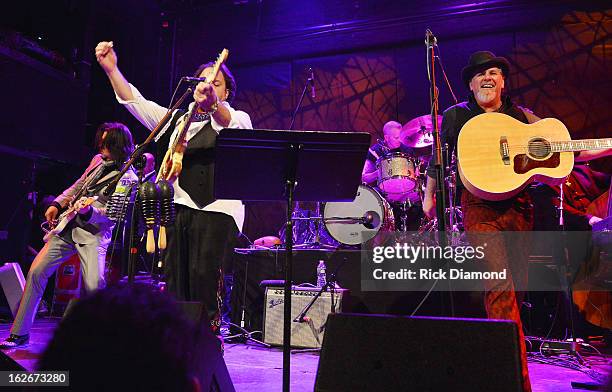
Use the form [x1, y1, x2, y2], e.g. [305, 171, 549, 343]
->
[165, 205, 238, 329]
[461, 190, 533, 392]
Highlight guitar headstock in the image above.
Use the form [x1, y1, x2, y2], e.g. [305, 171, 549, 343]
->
[205, 48, 229, 84]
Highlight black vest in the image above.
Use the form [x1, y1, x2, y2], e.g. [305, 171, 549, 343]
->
[180, 121, 217, 207]
[157, 111, 217, 208]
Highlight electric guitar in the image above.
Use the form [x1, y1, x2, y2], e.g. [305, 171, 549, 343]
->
[41, 196, 98, 242]
[457, 112, 612, 201]
[156, 48, 229, 184]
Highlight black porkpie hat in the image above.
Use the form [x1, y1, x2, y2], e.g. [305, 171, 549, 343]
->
[461, 51, 510, 87]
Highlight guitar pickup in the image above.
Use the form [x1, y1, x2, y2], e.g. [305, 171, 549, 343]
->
[499, 136, 510, 165]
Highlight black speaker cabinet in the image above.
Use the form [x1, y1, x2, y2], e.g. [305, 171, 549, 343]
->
[315, 313, 523, 392]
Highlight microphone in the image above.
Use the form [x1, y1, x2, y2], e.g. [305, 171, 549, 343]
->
[362, 210, 381, 229]
[106, 178, 137, 222]
[309, 68, 315, 99]
[157, 180, 175, 251]
[181, 76, 208, 84]
[425, 29, 437, 47]
[138, 182, 160, 254]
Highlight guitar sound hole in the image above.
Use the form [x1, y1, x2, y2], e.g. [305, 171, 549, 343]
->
[527, 138, 551, 159]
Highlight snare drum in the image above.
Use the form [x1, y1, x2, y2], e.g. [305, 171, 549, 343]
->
[376, 152, 419, 203]
[324, 185, 395, 245]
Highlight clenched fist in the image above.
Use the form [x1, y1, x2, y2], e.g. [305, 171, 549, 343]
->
[95, 41, 117, 74]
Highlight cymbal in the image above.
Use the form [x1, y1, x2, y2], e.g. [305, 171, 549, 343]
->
[400, 115, 442, 148]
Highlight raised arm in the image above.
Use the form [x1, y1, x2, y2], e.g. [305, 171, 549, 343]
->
[95, 41, 134, 102]
[95, 41, 169, 131]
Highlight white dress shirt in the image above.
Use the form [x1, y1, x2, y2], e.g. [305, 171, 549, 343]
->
[116, 84, 253, 231]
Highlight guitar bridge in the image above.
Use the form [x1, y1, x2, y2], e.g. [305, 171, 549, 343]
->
[499, 136, 510, 165]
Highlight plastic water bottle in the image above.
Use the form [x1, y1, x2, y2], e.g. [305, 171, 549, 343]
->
[316, 260, 327, 287]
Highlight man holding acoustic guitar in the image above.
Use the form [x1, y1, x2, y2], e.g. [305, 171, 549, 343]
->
[422, 51, 611, 391]
[0, 123, 136, 349]
[95, 41, 252, 333]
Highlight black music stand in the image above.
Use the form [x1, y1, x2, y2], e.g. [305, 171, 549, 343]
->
[215, 128, 370, 392]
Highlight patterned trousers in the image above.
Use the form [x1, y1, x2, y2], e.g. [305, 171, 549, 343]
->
[462, 190, 533, 392]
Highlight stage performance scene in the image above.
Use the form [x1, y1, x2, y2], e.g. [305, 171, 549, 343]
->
[0, 1, 611, 391]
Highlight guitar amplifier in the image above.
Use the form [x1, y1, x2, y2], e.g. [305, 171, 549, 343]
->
[263, 286, 348, 348]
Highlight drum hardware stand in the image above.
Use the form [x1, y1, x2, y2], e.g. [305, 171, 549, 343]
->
[555, 183, 587, 366]
[445, 150, 463, 234]
[400, 200, 412, 232]
[290, 259, 347, 354]
[291, 204, 337, 250]
[418, 150, 462, 235]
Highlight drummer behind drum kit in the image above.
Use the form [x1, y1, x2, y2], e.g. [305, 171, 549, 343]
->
[279, 115, 463, 248]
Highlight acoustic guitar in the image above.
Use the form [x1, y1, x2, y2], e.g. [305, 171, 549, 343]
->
[457, 112, 612, 201]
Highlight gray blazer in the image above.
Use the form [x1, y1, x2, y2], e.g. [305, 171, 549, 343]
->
[54, 154, 137, 246]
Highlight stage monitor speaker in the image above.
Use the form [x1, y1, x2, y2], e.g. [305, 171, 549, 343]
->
[264, 286, 348, 348]
[315, 313, 524, 392]
[0, 262, 26, 318]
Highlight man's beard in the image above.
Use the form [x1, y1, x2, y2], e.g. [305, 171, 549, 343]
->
[475, 89, 498, 105]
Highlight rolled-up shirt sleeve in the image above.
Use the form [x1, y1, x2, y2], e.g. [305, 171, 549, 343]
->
[116, 84, 171, 133]
[210, 101, 253, 131]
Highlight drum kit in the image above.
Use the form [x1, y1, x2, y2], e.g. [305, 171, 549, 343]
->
[279, 114, 463, 248]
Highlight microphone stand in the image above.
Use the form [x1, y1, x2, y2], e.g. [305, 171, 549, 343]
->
[426, 31, 447, 233]
[426, 30, 454, 317]
[103, 85, 193, 285]
[127, 156, 147, 284]
[102, 86, 194, 197]
[290, 258, 347, 354]
[288, 69, 314, 130]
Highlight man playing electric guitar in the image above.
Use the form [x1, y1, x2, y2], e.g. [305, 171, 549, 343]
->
[95, 41, 252, 333]
[422, 51, 612, 392]
[0, 123, 136, 349]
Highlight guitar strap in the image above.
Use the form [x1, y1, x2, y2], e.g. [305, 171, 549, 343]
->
[155, 109, 185, 173]
[520, 108, 541, 124]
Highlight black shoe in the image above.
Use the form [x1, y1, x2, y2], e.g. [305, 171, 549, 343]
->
[0, 334, 29, 349]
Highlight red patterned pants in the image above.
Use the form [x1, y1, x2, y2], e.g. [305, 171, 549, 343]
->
[462, 190, 533, 392]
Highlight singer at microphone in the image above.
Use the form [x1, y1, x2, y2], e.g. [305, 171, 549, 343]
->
[96, 39, 253, 328]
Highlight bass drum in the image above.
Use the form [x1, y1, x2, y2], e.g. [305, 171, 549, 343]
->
[324, 185, 395, 245]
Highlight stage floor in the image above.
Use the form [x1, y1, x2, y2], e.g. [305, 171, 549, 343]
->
[0, 318, 609, 391]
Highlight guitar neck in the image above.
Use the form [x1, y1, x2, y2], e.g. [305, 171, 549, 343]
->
[167, 49, 228, 153]
[551, 138, 612, 152]
[169, 104, 199, 151]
